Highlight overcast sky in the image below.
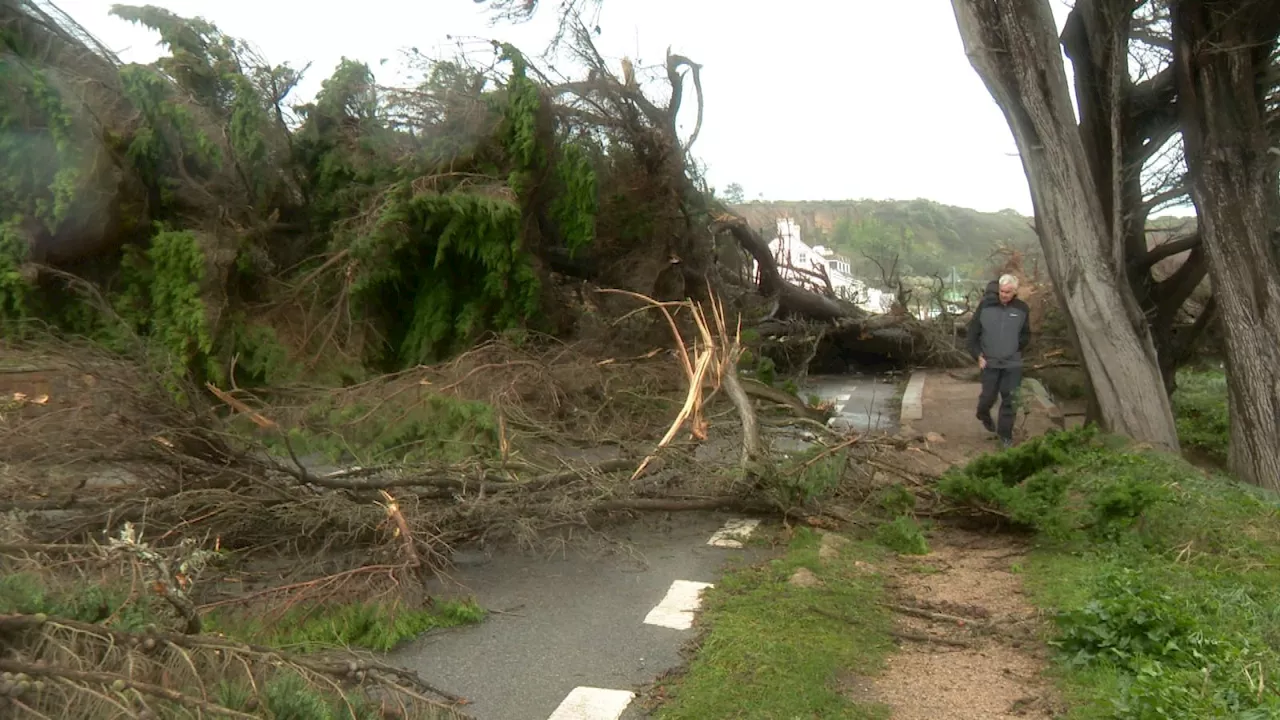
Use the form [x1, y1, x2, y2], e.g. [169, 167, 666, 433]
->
[52, 0, 1135, 216]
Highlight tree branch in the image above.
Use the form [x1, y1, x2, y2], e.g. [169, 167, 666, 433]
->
[1136, 231, 1200, 269]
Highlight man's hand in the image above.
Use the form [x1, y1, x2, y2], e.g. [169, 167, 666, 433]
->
[978, 355, 987, 370]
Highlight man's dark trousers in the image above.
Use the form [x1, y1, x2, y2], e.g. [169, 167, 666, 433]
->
[977, 365, 1020, 441]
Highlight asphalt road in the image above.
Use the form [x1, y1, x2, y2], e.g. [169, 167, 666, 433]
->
[800, 372, 902, 433]
[389, 512, 770, 720]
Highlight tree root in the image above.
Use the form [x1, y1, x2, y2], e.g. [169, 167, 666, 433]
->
[890, 630, 975, 649]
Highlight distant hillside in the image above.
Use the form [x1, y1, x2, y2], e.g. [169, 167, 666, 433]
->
[730, 198, 1040, 280]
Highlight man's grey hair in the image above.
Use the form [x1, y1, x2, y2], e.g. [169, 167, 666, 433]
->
[998, 273, 1020, 289]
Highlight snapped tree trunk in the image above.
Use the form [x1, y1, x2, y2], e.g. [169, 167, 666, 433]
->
[1173, 0, 1280, 490]
[950, 0, 1180, 450]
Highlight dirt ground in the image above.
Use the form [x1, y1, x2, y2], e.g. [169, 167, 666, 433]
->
[865, 371, 1082, 719]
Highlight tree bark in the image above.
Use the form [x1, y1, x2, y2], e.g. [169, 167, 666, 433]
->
[1062, 1, 1200, 395]
[1173, 1, 1280, 490]
[951, 0, 1180, 450]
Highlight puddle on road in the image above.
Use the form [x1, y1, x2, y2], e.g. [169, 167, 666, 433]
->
[773, 372, 904, 453]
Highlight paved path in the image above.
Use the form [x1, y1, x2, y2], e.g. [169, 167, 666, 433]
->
[799, 372, 902, 433]
[389, 371, 914, 719]
[390, 513, 768, 720]
[900, 369, 1076, 463]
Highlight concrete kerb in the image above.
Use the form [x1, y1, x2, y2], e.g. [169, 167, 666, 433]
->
[1021, 377, 1065, 428]
[898, 370, 927, 430]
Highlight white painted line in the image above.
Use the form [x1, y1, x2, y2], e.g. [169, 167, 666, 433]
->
[547, 687, 635, 720]
[643, 580, 713, 629]
[837, 393, 852, 401]
[900, 371, 927, 423]
[707, 517, 760, 548]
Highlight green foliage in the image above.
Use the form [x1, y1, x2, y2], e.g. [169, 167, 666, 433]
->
[265, 390, 499, 464]
[946, 427, 1280, 718]
[221, 671, 381, 720]
[294, 58, 390, 233]
[0, 62, 82, 231]
[738, 353, 776, 386]
[766, 448, 846, 509]
[0, 572, 162, 631]
[349, 186, 540, 367]
[228, 73, 272, 204]
[0, 219, 33, 326]
[549, 141, 598, 255]
[497, 44, 544, 183]
[1171, 367, 1229, 467]
[654, 528, 892, 719]
[111, 5, 243, 111]
[873, 516, 930, 555]
[209, 599, 485, 653]
[223, 316, 297, 385]
[938, 426, 1180, 541]
[873, 483, 917, 516]
[144, 229, 214, 374]
[119, 64, 221, 208]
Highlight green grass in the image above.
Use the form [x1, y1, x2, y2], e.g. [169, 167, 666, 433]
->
[0, 570, 484, 653]
[873, 515, 930, 555]
[653, 528, 894, 719]
[1171, 366, 1229, 467]
[0, 572, 164, 630]
[940, 425, 1280, 719]
[208, 598, 485, 652]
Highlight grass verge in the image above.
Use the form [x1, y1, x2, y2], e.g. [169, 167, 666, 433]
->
[0, 571, 484, 652]
[206, 597, 485, 651]
[651, 527, 893, 720]
[939, 425, 1280, 718]
[1171, 366, 1229, 467]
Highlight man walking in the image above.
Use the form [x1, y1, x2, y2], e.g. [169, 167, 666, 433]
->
[965, 274, 1031, 448]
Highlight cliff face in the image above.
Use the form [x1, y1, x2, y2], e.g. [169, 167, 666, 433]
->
[729, 198, 1039, 277]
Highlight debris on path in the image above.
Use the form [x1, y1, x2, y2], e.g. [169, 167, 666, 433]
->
[866, 371, 1081, 719]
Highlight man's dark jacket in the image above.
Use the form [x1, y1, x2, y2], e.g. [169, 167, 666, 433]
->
[966, 280, 1031, 369]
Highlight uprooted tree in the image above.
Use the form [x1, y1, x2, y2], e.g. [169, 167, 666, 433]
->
[1, 0, 966, 388]
[0, 2, 970, 715]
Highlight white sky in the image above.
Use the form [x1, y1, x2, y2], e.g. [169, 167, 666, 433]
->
[52, 0, 1138, 217]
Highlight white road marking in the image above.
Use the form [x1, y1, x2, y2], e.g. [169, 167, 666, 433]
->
[707, 517, 761, 548]
[547, 687, 635, 720]
[643, 580, 714, 630]
[834, 403, 846, 414]
[837, 392, 852, 401]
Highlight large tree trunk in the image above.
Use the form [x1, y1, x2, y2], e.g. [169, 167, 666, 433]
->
[951, 0, 1180, 450]
[1173, 1, 1280, 490]
[1060, 0, 1210, 396]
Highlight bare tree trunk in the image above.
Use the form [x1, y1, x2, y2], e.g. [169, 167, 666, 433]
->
[1061, 1, 1209, 397]
[1173, 1, 1280, 490]
[951, 0, 1180, 450]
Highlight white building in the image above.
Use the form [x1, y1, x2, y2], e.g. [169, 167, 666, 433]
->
[755, 218, 893, 314]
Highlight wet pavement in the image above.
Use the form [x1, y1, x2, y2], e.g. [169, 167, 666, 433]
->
[389, 513, 772, 720]
[798, 372, 904, 433]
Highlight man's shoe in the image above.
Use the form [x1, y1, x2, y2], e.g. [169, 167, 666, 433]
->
[976, 411, 995, 433]
[1000, 437, 1013, 449]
